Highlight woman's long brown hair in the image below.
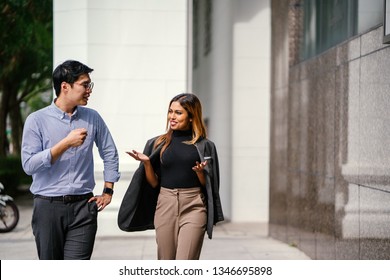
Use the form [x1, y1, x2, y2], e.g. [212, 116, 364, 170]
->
[154, 93, 207, 156]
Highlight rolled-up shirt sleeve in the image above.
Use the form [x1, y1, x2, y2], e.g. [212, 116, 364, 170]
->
[95, 113, 120, 183]
[103, 169, 121, 183]
[21, 115, 52, 175]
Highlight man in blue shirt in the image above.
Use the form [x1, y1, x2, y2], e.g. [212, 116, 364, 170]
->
[21, 60, 120, 259]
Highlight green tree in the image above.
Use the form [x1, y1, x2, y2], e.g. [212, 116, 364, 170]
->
[0, 0, 53, 156]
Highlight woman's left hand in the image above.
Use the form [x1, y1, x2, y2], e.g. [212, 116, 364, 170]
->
[192, 160, 207, 173]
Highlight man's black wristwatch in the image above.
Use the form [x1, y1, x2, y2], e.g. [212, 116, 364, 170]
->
[103, 187, 114, 195]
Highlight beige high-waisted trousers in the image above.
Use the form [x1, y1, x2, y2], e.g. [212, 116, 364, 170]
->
[154, 187, 207, 260]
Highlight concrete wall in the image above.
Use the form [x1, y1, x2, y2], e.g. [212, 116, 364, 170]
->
[192, 0, 271, 222]
[54, 0, 271, 224]
[54, 0, 187, 175]
[270, 0, 390, 259]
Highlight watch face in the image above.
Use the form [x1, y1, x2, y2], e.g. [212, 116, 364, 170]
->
[103, 188, 113, 195]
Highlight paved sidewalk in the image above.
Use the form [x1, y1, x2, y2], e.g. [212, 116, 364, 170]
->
[0, 195, 310, 260]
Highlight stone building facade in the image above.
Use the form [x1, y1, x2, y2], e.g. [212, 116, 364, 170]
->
[269, 0, 390, 259]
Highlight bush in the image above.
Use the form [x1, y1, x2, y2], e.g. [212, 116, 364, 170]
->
[0, 156, 32, 196]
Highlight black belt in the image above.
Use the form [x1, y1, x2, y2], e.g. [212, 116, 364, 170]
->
[34, 192, 93, 203]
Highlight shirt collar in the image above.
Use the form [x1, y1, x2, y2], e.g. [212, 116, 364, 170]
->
[50, 98, 79, 120]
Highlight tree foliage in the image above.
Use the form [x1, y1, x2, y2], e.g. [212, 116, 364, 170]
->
[0, 0, 53, 156]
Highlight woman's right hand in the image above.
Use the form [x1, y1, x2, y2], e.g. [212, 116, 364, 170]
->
[126, 150, 150, 162]
[126, 150, 158, 188]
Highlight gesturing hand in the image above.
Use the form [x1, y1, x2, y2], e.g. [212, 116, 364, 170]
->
[192, 160, 207, 173]
[126, 150, 150, 162]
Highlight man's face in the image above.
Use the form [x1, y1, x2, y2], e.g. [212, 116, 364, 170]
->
[65, 74, 93, 107]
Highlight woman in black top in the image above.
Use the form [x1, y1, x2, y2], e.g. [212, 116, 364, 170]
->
[127, 93, 223, 260]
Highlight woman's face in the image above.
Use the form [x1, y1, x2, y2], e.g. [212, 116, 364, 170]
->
[168, 101, 191, 131]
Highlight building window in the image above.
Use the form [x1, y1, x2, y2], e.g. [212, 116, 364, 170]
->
[300, 0, 382, 61]
[192, 0, 212, 69]
[193, 0, 199, 69]
[204, 0, 212, 56]
[384, 0, 390, 43]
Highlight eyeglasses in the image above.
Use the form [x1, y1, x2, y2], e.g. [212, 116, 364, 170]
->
[74, 81, 94, 91]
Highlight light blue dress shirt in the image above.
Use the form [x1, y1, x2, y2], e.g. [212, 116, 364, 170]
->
[21, 101, 120, 196]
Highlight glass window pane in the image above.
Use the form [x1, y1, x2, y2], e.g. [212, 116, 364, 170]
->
[357, 0, 382, 34]
[300, 0, 383, 62]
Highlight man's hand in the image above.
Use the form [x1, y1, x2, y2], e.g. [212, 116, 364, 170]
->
[66, 128, 88, 147]
[89, 194, 112, 212]
[50, 128, 88, 163]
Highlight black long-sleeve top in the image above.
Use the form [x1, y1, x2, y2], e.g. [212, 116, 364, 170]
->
[159, 130, 201, 189]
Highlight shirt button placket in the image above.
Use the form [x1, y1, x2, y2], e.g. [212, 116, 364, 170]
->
[69, 119, 76, 183]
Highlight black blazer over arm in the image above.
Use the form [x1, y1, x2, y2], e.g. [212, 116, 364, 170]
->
[195, 138, 224, 239]
[118, 137, 224, 239]
[117, 137, 161, 232]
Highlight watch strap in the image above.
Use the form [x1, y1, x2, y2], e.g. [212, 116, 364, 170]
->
[103, 187, 114, 195]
